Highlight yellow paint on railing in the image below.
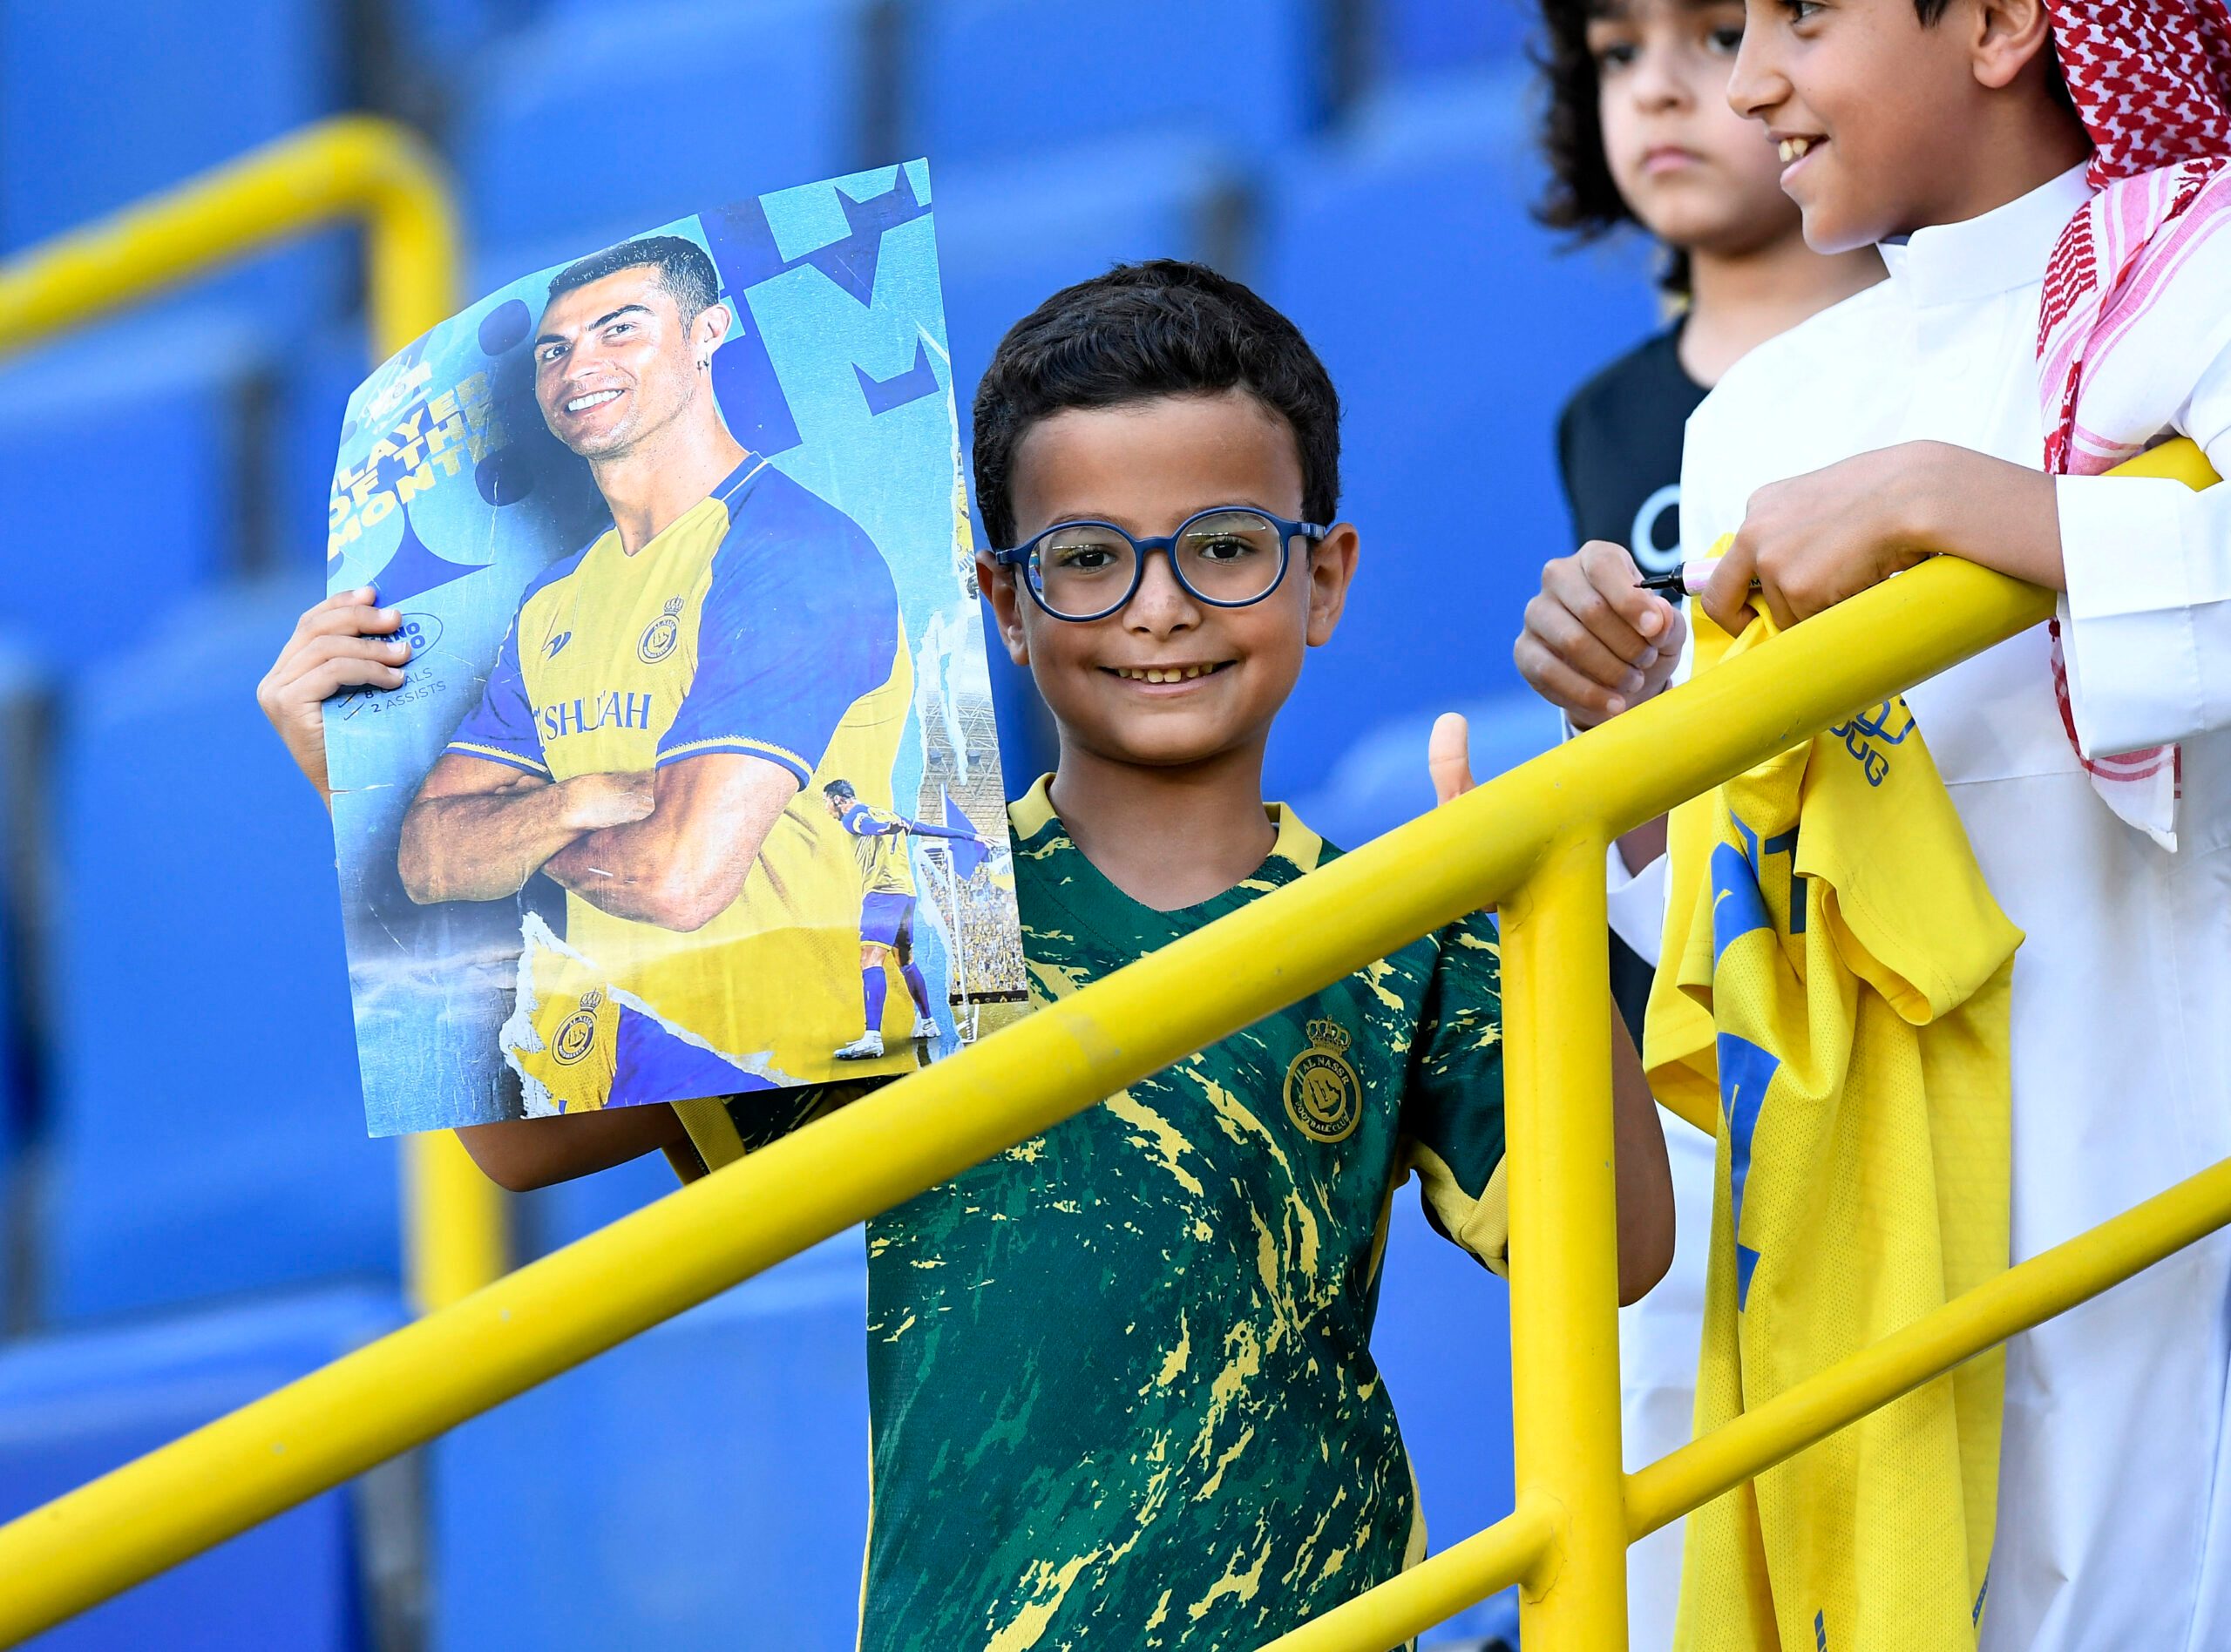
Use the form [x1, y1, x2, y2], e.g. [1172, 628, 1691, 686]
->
[404, 1128, 510, 1314]
[1624, 1154, 2231, 1544]
[0, 117, 503, 1312]
[1258, 1498, 1558, 1652]
[1261, 1154, 2231, 1652]
[1500, 837, 1629, 1640]
[0, 114, 453, 366]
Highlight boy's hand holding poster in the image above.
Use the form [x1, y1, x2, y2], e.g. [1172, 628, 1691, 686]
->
[323, 163, 1027, 1136]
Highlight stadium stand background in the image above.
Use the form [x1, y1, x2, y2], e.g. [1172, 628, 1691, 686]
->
[0, 0, 1658, 1643]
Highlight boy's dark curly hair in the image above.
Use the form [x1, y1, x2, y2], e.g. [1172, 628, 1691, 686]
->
[971, 261, 1340, 553]
[1534, 5, 1631, 239]
[1533, 0, 1676, 290]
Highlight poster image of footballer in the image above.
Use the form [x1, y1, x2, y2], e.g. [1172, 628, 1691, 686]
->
[322, 162, 1028, 1137]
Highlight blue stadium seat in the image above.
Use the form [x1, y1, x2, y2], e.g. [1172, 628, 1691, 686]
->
[383, 0, 535, 63]
[0, 313, 262, 674]
[457, 0, 874, 261]
[1258, 68, 1658, 802]
[432, 1234, 869, 1651]
[1289, 688, 1563, 850]
[0, 0, 344, 323]
[904, 0, 1320, 169]
[934, 134, 1247, 401]
[0, 643, 42, 1316]
[934, 135, 1247, 792]
[0, 0, 339, 249]
[517, 1146, 680, 1256]
[1374, 0, 1535, 86]
[43, 578, 399, 1322]
[274, 323, 380, 567]
[0, 1284, 402, 1650]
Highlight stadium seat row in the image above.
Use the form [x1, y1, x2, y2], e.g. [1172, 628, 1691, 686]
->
[0, 0, 1536, 262]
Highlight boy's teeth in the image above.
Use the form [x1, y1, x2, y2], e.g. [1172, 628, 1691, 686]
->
[1779, 138, 1814, 163]
[1116, 665, 1213, 682]
[566, 389, 622, 412]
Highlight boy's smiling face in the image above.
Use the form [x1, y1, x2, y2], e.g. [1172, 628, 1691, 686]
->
[1730, 0, 2072, 252]
[982, 389, 1357, 773]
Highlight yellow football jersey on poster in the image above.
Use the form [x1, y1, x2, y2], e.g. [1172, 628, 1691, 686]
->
[451, 457, 918, 1107]
[1647, 606, 2021, 1652]
[506, 919, 620, 1114]
[843, 803, 920, 898]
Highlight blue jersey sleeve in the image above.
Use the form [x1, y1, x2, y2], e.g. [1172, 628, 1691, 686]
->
[897, 816, 974, 841]
[844, 802, 973, 841]
[841, 802, 893, 837]
[659, 468, 900, 786]
[444, 617, 547, 775]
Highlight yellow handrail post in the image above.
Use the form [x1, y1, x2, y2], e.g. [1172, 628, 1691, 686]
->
[0, 115, 505, 1310]
[1502, 833, 1630, 1649]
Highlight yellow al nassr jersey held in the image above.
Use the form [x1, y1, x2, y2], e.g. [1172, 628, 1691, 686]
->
[446, 457, 918, 1107]
[1646, 600, 2022, 1652]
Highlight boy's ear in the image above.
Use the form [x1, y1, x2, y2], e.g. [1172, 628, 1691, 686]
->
[1969, 0, 2057, 92]
[976, 552, 1031, 666]
[1303, 524, 1360, 649]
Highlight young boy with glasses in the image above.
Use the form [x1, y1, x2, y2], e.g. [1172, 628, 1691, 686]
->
[262, 259, 1675, 1648]
[1516, 2, 2231, 1645]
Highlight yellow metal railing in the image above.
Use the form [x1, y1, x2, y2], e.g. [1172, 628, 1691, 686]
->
[0, 116, 505, 1313]
[0, 449, 2220, 1646]
[0, 126, 2221, 1652]
[1262, 436, 2229, 1651]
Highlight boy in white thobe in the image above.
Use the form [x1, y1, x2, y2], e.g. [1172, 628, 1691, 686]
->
[1515, 1, 2231, 1647]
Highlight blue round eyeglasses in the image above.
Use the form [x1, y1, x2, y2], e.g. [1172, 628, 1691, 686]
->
[992, 506, 1329, 623]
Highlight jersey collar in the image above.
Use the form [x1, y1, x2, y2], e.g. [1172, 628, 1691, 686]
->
[1008, 774, 1324, 877]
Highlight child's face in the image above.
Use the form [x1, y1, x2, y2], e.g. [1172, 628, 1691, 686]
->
[1730, 0, 2012, 253]
[1589, 0, 1800, 258]
[981, 390, 1357, 775]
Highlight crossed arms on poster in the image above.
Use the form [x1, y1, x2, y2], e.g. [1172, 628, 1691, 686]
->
[397, 750, 797, 931]
[396, 238, 799, 931]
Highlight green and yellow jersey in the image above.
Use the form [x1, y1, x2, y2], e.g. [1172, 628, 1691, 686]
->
[444, 457, 919, 1108]
[679, 777, 1509, 1649]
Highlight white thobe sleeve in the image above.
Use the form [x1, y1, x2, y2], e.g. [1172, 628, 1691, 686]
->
[2055, 320, 2231, 755]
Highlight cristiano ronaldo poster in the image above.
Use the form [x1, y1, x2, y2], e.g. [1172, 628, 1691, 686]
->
[323, 163, 1027, 1136]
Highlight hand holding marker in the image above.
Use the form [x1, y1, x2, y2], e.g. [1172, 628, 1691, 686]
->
[1635, 559, 1725, 598]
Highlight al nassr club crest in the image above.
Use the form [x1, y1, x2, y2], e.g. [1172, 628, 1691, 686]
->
[1285, 1017, 1362, 1144]
[553, 989, 604, 1066]
[638, 597, 684, 665]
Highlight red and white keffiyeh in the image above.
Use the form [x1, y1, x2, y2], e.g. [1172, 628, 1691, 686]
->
[2038, 0, 2231, 842]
